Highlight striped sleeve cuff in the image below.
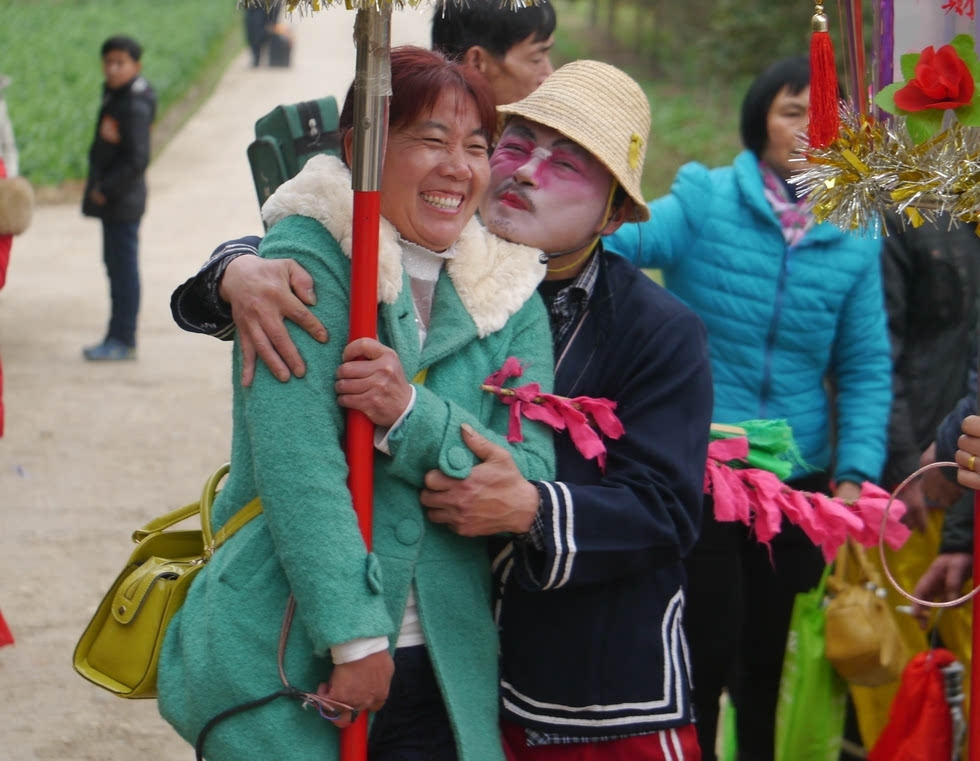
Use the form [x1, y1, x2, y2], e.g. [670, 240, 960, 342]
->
[171, 242, 259, 337]
[523, 481, 577, 590]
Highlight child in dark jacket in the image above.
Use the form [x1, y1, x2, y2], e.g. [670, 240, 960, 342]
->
[82, 35, 156, 360]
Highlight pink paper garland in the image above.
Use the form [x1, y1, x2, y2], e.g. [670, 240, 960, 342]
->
[704, 438, 911, 561]
[483, 360, 909, 559]
[482, 358, 624, 471]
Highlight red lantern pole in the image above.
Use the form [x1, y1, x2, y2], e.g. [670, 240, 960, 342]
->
[343, 6, 391, 760]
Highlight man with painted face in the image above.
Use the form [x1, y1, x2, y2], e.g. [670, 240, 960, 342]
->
[172, 62, 711, 759]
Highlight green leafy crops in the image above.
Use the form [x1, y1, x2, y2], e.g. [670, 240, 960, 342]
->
[2, 0, 240, 185]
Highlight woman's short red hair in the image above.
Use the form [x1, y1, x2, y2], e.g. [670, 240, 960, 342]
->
[339, 46, 496, 141]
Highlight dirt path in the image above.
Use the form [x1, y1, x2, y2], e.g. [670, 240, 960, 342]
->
[0, 9, 428, 759]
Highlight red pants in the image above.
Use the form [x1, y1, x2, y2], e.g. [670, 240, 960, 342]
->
[502, 720, 701, 761]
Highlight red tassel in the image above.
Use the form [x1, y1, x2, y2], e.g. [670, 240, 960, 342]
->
[809, 22, 840, 148]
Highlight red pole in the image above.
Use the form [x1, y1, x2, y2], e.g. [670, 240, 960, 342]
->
[340, 190, 382, 760]
[341, 8, 390, 760]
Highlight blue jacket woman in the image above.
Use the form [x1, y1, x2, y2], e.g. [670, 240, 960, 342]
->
[605, 152, 888, 487]
[605, 57, 890, 761]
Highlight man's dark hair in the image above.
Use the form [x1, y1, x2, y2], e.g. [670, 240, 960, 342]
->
[432, 0, 556, 61]
[101, 35, 143, 62]
[739, 56, 809, 157]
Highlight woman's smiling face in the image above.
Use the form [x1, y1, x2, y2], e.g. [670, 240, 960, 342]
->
[379, 90, 491, 252]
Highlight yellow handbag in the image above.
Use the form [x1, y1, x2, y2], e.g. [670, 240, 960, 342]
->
[824, 538, 909, 687]
[73, 464, 262, 699]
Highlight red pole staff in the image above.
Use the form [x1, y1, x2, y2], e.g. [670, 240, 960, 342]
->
[342, 7, 391, 760]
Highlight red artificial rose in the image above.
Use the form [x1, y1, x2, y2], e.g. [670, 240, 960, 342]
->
[894, 44, 975, 111]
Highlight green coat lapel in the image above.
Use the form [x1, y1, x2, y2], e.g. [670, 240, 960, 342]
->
[380, 272, 422, 379]
[419, 269, 478, 369]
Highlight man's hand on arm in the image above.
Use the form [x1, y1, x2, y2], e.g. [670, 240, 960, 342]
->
[421, 424, 540, 537]
[219, 255, 328, 386]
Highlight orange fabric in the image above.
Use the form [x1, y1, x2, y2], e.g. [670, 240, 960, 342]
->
[867, 649, 955, 761]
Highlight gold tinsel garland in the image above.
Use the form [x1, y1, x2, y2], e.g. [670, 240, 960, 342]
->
[792, 106, 980, 232]
[243, 0, 538, 12]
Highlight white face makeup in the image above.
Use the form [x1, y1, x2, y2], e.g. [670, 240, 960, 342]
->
[480, 119, 615, 256]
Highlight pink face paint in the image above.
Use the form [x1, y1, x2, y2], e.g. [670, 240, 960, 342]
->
[481, 120, 615, 255]
[491, 141, 591, 190]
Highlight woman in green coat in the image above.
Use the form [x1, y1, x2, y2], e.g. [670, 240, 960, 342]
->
[158, 47, 555, 761]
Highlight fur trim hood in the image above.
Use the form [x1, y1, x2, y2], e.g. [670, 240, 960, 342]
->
[262, 154, 546, 338]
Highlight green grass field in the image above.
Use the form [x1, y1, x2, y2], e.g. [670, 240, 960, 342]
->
[3, 0, 241, 186]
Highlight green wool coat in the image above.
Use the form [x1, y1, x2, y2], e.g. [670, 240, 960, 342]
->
[158, 156, 556, 761]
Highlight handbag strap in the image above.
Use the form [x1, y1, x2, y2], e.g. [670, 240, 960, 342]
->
[815, 561, 834, 597]
[198, 463, 230, 550]
[831, 537, 882, 589]
[211, 497, 263, 554]
[131, 500, 203, 543]
[130, 464, 263, 555]
[194, 595, 355, 761]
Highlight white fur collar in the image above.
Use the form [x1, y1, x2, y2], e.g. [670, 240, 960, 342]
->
[262, 154, 545, 338]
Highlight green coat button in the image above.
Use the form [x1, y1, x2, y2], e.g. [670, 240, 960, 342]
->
[447, 446, 470, 471]
[395, 518, 421, 545]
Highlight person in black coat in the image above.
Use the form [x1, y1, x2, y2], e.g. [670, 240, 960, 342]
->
[881, 213, 980, 528]
[911, 363, 978, 623]
[82, 35, 156, 361]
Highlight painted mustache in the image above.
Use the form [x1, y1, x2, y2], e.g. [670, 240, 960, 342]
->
[495, 183, 535, 213]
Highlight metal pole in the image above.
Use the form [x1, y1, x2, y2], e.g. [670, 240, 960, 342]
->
[343, 6, 391, 761]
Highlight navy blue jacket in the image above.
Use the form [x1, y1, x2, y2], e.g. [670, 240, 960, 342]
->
[494, 252, 712, 737]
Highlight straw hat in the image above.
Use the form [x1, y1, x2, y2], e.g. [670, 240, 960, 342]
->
[497, 60, 651, 222]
